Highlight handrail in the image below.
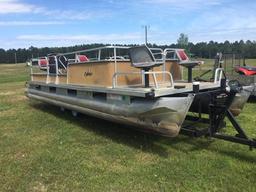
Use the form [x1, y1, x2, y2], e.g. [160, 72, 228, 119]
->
[112, 71, 174, 89]
[29, 46, 168, 78]
[30, 46, 132, 78]
[58, 45, 130, 57]
[150, 48, 164, 61]
[214, 68, 224, 85]
[62, 46, 131, 65]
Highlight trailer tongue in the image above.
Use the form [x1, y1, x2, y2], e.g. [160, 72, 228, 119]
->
[183, 80, 256, 149]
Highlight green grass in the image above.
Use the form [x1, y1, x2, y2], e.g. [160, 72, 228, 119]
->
[0, 63, 256, 192]
[245, 59, 256, 66]
[186, 58, 256, 81]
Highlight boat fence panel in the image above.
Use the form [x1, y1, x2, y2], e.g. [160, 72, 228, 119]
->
[30, 57, 48, 82]
[112, 71, 174, 89]
[223, 53, 243, 79]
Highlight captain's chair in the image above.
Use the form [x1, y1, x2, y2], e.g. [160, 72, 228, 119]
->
[129, 45, 163, 87]
[175, 49, 201, 82]
[76, 54, 89, 63]
[38, 57, 48, 70]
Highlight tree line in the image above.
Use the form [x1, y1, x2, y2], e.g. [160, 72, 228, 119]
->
[1, 40, 256, 64]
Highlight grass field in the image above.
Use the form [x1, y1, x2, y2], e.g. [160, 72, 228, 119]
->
[0, 63, 256, 192]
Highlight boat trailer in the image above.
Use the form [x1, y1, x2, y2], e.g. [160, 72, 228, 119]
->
[181, 80, 256, 149]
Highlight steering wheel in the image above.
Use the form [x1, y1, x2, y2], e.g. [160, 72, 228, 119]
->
[228, 80, 242, 93]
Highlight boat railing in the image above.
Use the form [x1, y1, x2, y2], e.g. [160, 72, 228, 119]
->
[214, 68, 224, 85]
[30, 57, 48, 75]
[30, 46, 165, 73]
[60, 46, 165, 64]
[59, 46, 131, 63]
[150, 48, 165, 61]
[29, 45, 170, 86]
[112, 71, 174, 89]
[29, 46, 131, 76]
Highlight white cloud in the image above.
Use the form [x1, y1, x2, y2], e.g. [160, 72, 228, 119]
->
[141, 1, 256, 43]
[0, 0, 36, 14]
[185, 3, 256, 42]
[143, 0, 221, 10]
[16, 33, 142, 42]
[0, 0, 109, 20]
[0, 21, 65, 26]
[8, 33, 143, 48]
[1, 0, 256, 48]
[34, 8, 101, 20]
[0, 34, 142, 49]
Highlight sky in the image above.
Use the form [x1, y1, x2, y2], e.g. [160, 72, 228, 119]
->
[0, 0, 256, 49]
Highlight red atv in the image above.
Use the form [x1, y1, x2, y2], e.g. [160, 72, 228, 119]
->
[235, 65, 256, 76]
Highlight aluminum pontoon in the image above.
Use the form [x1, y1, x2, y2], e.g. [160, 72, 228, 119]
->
[26, 45, 256, 148]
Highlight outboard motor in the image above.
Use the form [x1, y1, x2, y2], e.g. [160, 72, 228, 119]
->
[227, 80, 242, 93]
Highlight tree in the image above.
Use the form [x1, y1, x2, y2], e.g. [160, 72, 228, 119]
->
[2, 40, 256, 64]
[177, 33, 189, 48]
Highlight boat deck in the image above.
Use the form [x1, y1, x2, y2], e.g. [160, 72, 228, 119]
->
[28, 81, 220, 98]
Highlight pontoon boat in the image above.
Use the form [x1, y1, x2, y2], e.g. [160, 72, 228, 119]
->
[25, 45, 256, 148]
